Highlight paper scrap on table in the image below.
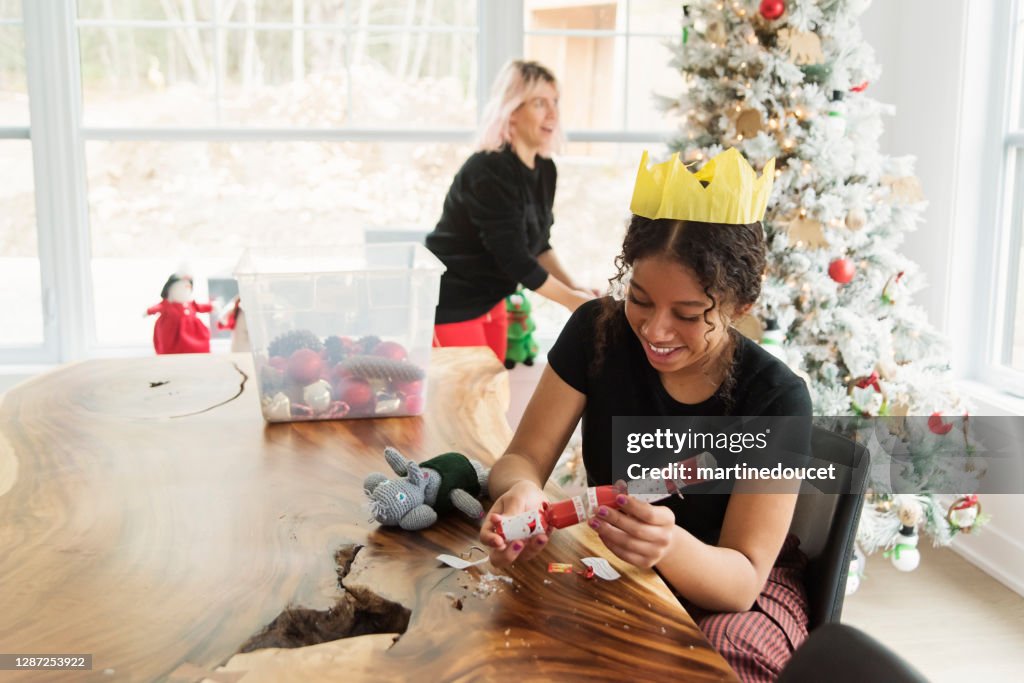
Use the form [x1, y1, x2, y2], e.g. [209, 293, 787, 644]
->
[581, 557, 621, 581]
[437, 553, 489, 569]
[547, 562, 574, 573]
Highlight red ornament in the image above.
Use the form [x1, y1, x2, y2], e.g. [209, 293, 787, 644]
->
[403, 393, 425, 415]
[759, 0, 786, 20]
[855, 371, 881, 393]
[828, 258, 856, 284]
[286, 348, 324, 385]
[373, 340, 408, 362]
[851, 81, 870, 93]
[394, 379, 423, 397]
[928, 412, 954, 435]
[330, 363, 355, 384]
[334, 377, 375, 410]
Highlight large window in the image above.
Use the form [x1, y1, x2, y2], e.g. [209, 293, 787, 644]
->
[76, 0, 478, 128]
[4, 0, 680, 363]
[86, 138, 471, 346]
[75, 0, 480, 350]
[523, 0, 683, 341]
[0, 1, 41, 351]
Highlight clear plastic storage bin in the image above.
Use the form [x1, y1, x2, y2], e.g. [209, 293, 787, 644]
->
[235, 244, 445, 422]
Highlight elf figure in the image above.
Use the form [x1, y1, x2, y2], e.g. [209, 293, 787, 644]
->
[145, 272, 213, 354]
[505, 288, 538, 369]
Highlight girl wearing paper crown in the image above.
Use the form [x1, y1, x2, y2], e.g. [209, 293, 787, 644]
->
[481, 149, 812, 682]
[425, 60, 598, 363]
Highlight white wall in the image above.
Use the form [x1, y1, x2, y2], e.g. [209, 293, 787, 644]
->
[862, 0, 1024, 596]
[859, 0, 967, 335]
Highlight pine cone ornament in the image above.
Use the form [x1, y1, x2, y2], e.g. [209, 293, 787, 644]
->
[357, 335, 382, 354]
[268, 329, 324, 358]
[324, 335, 349, 364]
[338, 355, 425, 382]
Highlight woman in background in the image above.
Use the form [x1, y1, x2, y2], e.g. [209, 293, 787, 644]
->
[425, 60, 595, 363]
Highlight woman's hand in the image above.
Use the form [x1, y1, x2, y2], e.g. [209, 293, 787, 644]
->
[480, 480, 549, 567]
[588, 493, 678, 569]
[566, 289, 595, 312]
[580, 286, 604, 298]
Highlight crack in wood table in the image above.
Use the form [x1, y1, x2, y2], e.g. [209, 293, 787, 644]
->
[0, 348, 738, 682]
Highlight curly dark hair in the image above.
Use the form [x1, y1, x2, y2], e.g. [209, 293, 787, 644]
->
[594, 216, 767, 408]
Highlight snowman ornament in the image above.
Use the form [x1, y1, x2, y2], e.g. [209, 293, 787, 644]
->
[888, 502, 922, 572]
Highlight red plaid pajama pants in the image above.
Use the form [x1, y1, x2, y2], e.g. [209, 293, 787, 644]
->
[684, 534, 810, 683]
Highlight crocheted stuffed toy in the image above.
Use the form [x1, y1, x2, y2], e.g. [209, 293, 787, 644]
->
[364, 447, 490, 531]
[505, 288, 538, 369]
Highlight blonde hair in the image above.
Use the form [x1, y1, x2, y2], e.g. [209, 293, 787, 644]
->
[475, 60, 566, 155]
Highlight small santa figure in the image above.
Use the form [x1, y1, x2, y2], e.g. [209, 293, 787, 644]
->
[145, 272, 213, 354]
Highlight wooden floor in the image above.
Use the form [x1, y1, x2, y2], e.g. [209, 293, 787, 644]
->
[506, 360, 1024, 682]
[843, 542, 1024, 681]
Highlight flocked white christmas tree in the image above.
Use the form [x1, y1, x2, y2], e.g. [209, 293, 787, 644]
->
[664, 0, 988, 583]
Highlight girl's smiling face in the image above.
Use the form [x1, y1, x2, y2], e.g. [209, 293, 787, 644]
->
[624, 256, 742, 375]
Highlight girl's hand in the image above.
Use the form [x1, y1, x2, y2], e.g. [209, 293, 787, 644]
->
[588, 493, 677, 569]
[480, 480, 549, 567]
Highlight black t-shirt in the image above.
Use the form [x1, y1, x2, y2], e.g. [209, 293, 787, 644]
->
[547, 298, 812, 546]
[425, 146, 555, 324]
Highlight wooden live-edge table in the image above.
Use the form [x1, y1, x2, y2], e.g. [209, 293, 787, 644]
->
[0, 348, 738, 682]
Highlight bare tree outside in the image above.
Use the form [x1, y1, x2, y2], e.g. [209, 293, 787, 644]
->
[2, 1, 679, 349]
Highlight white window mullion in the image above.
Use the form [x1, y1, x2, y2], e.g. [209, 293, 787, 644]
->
[477, 0, 523, 123]
[622, 0, 631, 129]
[23, 0, 93, 363]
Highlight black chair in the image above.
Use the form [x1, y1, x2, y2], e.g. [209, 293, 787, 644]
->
[787, 426, 870, 630]
[777, 623, 929, 683]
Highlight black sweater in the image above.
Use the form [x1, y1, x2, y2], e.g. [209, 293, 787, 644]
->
[425, 146, 555, 324]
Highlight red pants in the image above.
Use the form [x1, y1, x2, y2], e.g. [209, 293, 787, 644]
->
[433, 301, 508, 363]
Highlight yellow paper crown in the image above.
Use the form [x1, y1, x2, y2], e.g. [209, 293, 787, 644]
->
[630, 148, 775, 224]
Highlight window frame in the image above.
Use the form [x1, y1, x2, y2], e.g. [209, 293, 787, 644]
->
[950, 0, 1024, 397]
[523, 0, 680, 132]
[985, 0, 1024, 393]
[5, 0, 675, 365]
